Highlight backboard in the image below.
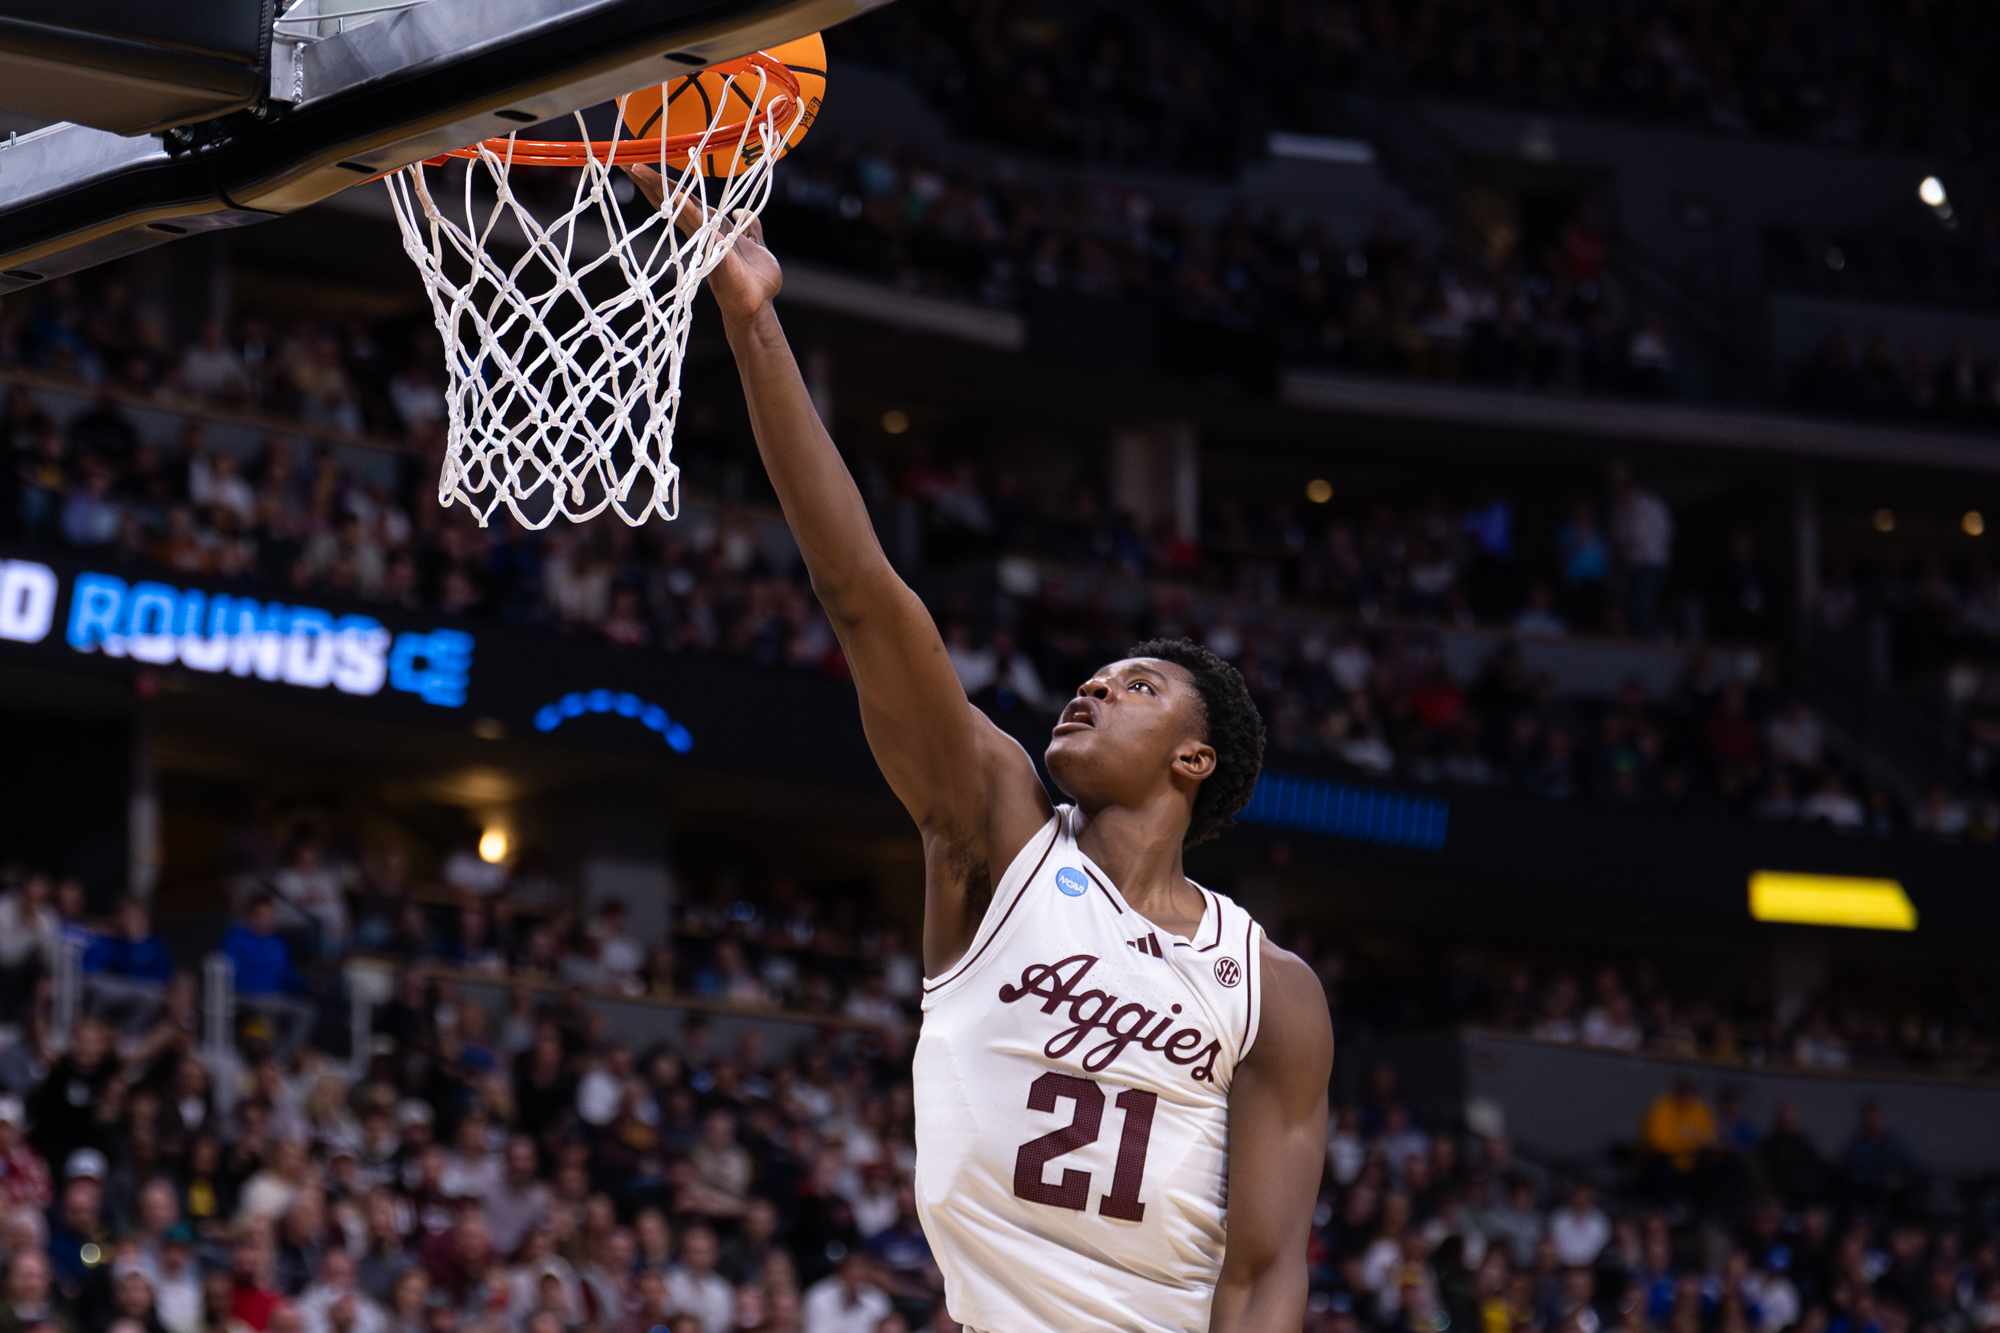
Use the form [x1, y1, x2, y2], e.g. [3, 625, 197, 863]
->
[0, 0, 889, 294]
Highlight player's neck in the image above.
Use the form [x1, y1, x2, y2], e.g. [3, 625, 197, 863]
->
[1073, 803, 1203, 938]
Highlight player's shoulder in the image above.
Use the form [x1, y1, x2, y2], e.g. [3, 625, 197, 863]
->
[970, 708, 1056, 849]
[1256, 936, 1322, 1005]
[1246, 936, 1333, 1070]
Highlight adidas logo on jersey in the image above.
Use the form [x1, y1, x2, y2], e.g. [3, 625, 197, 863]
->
[1125, 933, 1164, 958]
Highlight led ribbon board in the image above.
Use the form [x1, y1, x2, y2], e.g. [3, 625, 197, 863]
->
[53, 567, 473, 706]
[1238, 772, 1448, 852]
[1749, 872, 1917, 931]
[534, 689, 693, 751]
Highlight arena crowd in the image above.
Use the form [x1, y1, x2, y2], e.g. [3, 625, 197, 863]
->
[760, 139, 1693, 402]
[0, 821, 1993, 1333]
[831, 0, 2000, 170]
[1, 317, 1995, 839]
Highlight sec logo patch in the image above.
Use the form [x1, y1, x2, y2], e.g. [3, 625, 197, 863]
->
[1054, 867, 1089, 897]
[1214, 957, 1242, 987]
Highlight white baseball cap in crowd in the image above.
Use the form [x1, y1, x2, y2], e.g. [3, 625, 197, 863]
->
[0, 1096, 24, 1128]
[64, 1148, 108, 1181]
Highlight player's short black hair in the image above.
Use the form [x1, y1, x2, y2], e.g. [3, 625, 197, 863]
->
[1126, 638, 1266, 847]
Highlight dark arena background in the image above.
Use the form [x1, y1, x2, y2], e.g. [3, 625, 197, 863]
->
[4, 1, 2000, 1330]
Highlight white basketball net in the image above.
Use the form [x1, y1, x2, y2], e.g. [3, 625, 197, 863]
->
[384, 66, 801, 528]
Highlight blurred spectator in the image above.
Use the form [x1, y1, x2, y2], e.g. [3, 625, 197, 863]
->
[227, 1237, 280, 1332]
[866, 1183, 941, 1317]
[149, 1231, 203, 1333]
[441, 845, 506, 901]
[186, 450, 255, 528]
[1842, 1102, 1920, 1213]
[1556, 502, 1611, 631]
[1799, 771, 1865, 828]
[81, 897, 174, 1034]
[45, 1162, 106, 1300]
[58, 459, 121, 548]
[1512, 585, 1568, 638]
[1580, 990, 1642, 1052]
[481, 1137, 550, 1260]
[801, 1253, 889, 1333]
[180, 323, 249, 402]
[581, 901, 643, 993]
[1766, 702, 1825, 773]
[1483, 1177, 1544, 1267]
[1639, 1078, 1717, 1201]
[1609, 467, 1674, 636]
[663, 1225, 732, 1333]
[0, 876, 56, 1017]
[27, 1019, 117, 1176]
[0, 1250, 75, 1333]
[1547, 1183, 1610, 1267]
[295, 1249, 382, 1333]
[1758, 1102, 1829, 1208]
[0, 1097, 49, 1211]
[270, 835, 348, 960]
[220, 896, 317, 1057]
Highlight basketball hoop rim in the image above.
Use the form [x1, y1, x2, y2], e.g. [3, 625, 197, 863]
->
[420, 51, 804, 169]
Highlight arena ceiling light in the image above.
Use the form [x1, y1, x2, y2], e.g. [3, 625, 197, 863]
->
[1748, 871, 1916, 931]
[1919, 175, 1955, 226]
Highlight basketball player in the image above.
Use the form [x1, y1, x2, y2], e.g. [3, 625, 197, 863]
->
[632, 170, 1333, 1332]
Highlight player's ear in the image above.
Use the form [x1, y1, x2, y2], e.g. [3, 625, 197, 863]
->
[1172, 741, 1216, 783]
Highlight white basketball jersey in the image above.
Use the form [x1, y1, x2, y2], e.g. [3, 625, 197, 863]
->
[914, 806, 1266, 1333]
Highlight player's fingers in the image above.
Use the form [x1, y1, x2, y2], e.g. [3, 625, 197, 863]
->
[622, 164, 664, 206]
[673, 193, 712, 236]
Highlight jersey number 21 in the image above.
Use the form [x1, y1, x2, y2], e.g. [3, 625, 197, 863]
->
[1012, 1072, 1158, 1221]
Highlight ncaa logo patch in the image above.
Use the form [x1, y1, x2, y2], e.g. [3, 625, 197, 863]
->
[1214, 956, 1242, 988]
[1054, 867, 1089, 897]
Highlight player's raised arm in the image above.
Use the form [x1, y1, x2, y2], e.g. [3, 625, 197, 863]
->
[631, 172, 1053, 973]
[1211, 945, 1334, 1333]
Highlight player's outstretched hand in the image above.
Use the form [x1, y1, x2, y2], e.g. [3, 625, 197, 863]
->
[623, 166, 782, 327]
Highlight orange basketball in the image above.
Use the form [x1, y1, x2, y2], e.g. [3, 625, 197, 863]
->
[619, 33, 825, 178]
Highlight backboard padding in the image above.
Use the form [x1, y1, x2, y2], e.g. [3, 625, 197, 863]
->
[0, 0, 274, 135]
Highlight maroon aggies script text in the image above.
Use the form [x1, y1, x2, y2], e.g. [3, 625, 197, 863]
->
[998, 954, 1225, 1082]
